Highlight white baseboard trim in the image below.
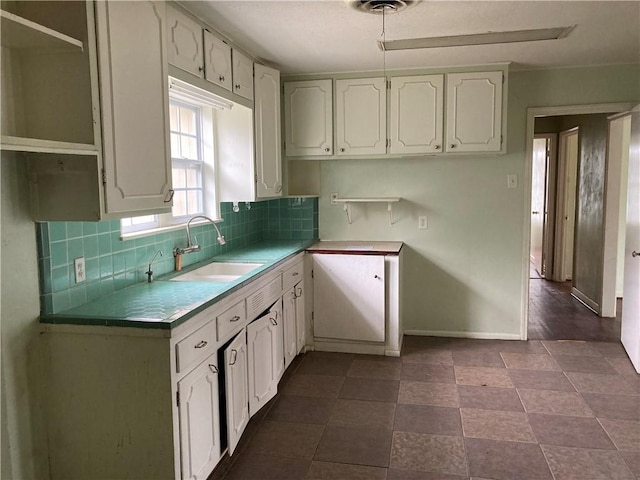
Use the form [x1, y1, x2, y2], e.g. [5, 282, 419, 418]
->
[403, 330, 522, 341]
[313, 339, 386, 356]
[571, 287, 599, 314]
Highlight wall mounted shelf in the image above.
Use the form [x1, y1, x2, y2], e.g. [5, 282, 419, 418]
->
[331, 196, 401, 225]
[0, 9, 84, 52]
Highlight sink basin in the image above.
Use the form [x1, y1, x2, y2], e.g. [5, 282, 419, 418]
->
[171, 262, 264, 283]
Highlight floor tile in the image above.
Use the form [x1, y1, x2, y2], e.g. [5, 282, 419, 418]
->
[541, 444, 635, 480]
[402, 336, 453, 350]
[543, 340, 602, 357]
[607, 356, 640, 375]
[402, 349, 453, 365]
[338, 377, 400, 403]
[624, 374, 640, 393]
[527, 413, 615, 449]
[348, 359, 402, 380]
[588, 341, 630, 358]
[461, 408, 536, 443]
[552, 354, 618, 374]
[565, 371, 637, 394]
[305, 460, 387, 480]
[599, 418, 640, 452]
[517, 389, 593, 417]
[314, 425, 392, 468]
[225, 453, 311, 480]
[398, 381, 459, 407]
[501, 353, 561, 371]
[245, 420, 324, 459]
[328, 398, 396, 429]
[267, 395, 336, 425]
[394, 404, 462, 436]
[387, 468, 467, 479]
[454, 366, 513, 388]
[390, 432, 467, 476]
[508, 369, 576, 391]
[296, 352, 354, 376]
[620, 451, 640, 478]
[452, 350, 505, 367]
[582, 393, 640, 420]
[402, 363, 456, 383]
[493, 340, 548, 354]
[465, 438, 552, 479]
[457, 385, 524, 412]
[283, 374, 345, 398]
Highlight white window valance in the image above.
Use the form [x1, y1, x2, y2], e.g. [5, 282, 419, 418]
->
[168, 76, 234, 110]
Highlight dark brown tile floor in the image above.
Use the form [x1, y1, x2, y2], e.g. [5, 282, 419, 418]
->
[528, 278, 622, 341]
[211, 337, 639, 480]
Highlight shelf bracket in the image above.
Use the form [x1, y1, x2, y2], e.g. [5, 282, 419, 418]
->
[387, 202, 394, 226]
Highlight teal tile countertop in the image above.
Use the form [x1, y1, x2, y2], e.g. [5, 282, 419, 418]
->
[40, 240, 315, 330]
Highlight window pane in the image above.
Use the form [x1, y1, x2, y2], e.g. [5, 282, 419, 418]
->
[186, 166, 201, 188]
[180, 135, 198, 160]
[187, 190, 201, 215]
[170, 104, 179, 130]
[131, 215, 156, 226]
[172, 191, 187, 218]
[180, 106, 197, 135]
[170, 133, 180, 156]
[173, 167, 186, 188]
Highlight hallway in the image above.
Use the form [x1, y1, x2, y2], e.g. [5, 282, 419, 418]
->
[528, 278, 622, 341]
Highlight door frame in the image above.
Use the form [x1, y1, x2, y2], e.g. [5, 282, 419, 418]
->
[520, 103, 636, 340]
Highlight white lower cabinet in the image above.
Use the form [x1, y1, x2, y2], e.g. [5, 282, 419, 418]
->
[178, 354, 222, 480]
[224, 328, 249, 456]
[283, 281, 306, 369]
[247, 300, 283, 417]
[295, 282, 306, 352]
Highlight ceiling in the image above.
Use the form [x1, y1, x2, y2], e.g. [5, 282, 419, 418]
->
[180, 1, 640, 75]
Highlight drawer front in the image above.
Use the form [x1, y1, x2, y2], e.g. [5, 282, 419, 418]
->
[246, 276, 282, 320]
[282, 261, 303, 291]
[217, 300, 247, 342]
[176, 321, 217, 373]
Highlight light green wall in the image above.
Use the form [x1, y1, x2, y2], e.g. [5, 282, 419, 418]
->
[319, 64, 640, 337]
[1, 154, 49, 480]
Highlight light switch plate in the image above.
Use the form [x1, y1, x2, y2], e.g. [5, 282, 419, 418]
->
[74, 257, 86, 283]
[507, 174, 518, 189]
[418, 216, 428, 230]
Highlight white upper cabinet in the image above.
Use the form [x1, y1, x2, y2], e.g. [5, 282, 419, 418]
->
[336, 77, 386, 155]
[446, 71, 503, 153]
[166, 4, 203, 77]
[390, 75, 444, 154]
[95, 0, 172, 215]
[203, 30, 232, 91]
[284, 79, 333, 156]
[254, 63, 283, 198]
[232, 50, 254, 101]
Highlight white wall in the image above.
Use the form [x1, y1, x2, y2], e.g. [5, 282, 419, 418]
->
[1, 154, 50, 480]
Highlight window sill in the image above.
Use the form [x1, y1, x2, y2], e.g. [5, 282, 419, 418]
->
[120, 218, 222, 242]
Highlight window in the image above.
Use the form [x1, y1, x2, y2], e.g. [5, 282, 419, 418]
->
[121, 78, 228, 237]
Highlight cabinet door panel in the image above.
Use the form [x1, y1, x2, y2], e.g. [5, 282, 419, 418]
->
[204, 31, 232, 91]
[254, 64, 283, 198]
[284, 80, 333, 156]
[283, 288, 297, 369]
[295, 281, 305, 353]
[167, 5, 203, 77]
[96, 0, 172, 215]
[313, 254, 385, 342]
[336, 78, 386, 155]
[224, 329, 249, 456]
[178, 355, 221, 480]
[390, 75, 443, 154]
[446, 71, 503, 152]
[232, 50, 254, 101]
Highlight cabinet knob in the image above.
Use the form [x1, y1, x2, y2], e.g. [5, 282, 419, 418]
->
[230, 315, 241, 322]
[219, 75, 225, 82]
[229, 349, 238, 366]
[194, 340, 208, 349]
[164, 189, 175, 203]
[198, 66, 204, 73]
[235, 84, 241, 90]
[324, 147, 330, 153]
[270, 317, 278, 326]
[434, 145, 441, 150]
[450, 144, 456, 149]
[340, 147, 345, 153]
[208, 364, 219, 374]
[276, 184, 283, 193]
[374, 274, 381, 279]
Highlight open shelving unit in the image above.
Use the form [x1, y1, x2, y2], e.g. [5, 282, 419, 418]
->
[1, 9, 84, 52]
[331, 195, 401, 225]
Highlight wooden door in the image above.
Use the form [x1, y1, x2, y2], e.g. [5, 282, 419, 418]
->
[224, 329, 249, 456]
[254, 64, 282, 198]
[178, 355, 221, 480]
[446, 71, 502, 152]
[313, 254, 385, 342]
[335, 78, 386, 155]
[166, 5, 203, 77]
[390, 75, 443, 154]
[95, 1, 172, 215]
[284, 79, 333, 156]
[203, 31, 231, 91]
[232, 50, 253, 100]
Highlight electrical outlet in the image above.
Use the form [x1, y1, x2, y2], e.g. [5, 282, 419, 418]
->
[330, 192, 339, 205]
[507, 174, 518, 189]
[418, 216, 428, 230]
[74, 257, 86, 283]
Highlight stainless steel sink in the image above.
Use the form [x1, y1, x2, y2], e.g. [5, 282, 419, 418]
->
[170, 262, 264, 283]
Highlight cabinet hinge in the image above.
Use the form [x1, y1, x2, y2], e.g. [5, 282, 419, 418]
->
[255, 174, 258, 183]
[311, 269, 314, 278]
[386, 80, 391, 89]
[101, 168, 106, 186]
[176, 391, 180, 407]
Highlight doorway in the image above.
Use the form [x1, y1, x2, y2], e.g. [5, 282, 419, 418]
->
[522, 103, 635, 341]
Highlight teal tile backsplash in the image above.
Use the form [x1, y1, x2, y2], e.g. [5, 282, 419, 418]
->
[36, 198, 318, 314]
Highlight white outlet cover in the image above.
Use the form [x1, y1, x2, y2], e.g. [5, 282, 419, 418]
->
[74, 257, 86, 283]
[418, 216, 428, 229]
[507, 174, 518, 189]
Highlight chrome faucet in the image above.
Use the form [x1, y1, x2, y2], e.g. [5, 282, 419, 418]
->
[145, 250, 163, 283]
[176, 215, 226, 256]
